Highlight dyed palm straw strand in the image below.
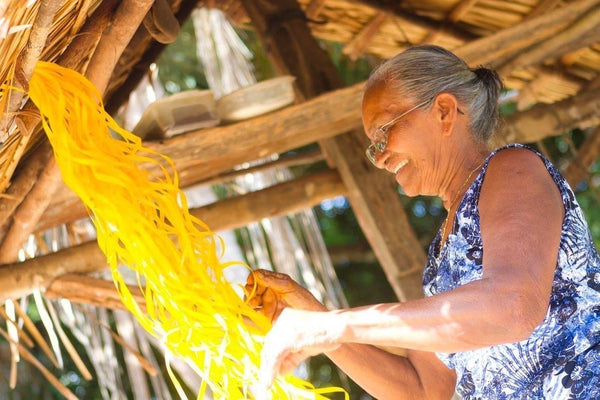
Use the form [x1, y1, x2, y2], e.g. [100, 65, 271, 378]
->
[23, 61, 346, 400]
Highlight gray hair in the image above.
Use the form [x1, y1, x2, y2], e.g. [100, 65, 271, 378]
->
[366, 45, 503, 142]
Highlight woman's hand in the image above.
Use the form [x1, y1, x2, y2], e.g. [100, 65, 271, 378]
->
[244, 269, 326, 323]
[257, 307, 346, 396]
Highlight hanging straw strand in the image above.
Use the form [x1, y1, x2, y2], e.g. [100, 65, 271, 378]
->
[23, 61, 346, 400]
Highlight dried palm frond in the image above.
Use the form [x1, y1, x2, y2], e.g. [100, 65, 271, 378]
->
[0, 0, 101, 192]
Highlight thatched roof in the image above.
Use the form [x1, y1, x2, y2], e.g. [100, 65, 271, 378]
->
[0, 0, 599, 396]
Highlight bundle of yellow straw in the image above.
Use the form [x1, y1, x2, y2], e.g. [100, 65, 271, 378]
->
[24, 61, 345, 399]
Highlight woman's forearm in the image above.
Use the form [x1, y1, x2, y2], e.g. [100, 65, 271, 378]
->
[325, 345, 454, 400]
[334, 277, 544, 353]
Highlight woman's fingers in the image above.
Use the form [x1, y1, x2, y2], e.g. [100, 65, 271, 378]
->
[261, 288, 284, 322]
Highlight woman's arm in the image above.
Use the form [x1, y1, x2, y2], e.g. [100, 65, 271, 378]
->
[325, 345, 456, 400]
[246, 270, 456, 399]
[256, 148, 564, 391]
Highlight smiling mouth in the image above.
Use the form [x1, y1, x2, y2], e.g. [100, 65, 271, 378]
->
[393, 159, 408, 174]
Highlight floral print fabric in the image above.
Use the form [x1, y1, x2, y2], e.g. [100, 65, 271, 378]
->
[422, 144, 600, 399]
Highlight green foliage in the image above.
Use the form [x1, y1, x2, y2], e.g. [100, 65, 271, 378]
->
[156, 19, 207, 94]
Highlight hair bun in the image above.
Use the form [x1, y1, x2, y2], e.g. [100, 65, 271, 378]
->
[472, 66, 503, 94]
[473, 66, 495, 81]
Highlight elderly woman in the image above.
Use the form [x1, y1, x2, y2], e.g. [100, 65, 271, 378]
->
[247, 45, 600, 399]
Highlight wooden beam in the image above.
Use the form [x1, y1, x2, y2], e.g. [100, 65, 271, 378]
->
[1, 169, 347, 303]
[497, 5, 600, 77]
[29, 0, 600, 233]
[0, 241, 108, 303]
[193, 150, 324, 188]
[492, 87, 600, 147]
[454, 0, 598, 67]
[240, 0, 426, 301]
[0, 141, 53, 243]
[36, 76, 600, 234]
[45, 274, 145, 311]
[193, 169, 346, 232]
[85, 0, 155, 97]
[36, 82, 364, 231]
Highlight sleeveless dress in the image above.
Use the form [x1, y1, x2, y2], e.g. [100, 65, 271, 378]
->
[422, 144, 600, 399]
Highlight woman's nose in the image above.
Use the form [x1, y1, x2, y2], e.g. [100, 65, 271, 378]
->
[373, 150, 389, 169]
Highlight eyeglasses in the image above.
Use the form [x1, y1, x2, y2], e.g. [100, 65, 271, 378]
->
[365, 99, 431, 165]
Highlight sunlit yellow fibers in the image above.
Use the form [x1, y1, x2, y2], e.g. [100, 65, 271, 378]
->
[25, 61, 347, 400]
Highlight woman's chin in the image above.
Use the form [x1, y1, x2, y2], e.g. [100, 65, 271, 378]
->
[396, 181, 414, 197]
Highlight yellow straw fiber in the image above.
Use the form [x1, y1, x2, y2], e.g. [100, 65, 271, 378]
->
[24, 61, 346, 400]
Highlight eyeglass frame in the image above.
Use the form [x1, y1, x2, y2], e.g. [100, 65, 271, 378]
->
[365, 98, 465, 165]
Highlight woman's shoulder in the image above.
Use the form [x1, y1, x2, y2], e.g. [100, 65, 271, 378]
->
[480, 145, 563, 212]
[486, 145, 546, 172]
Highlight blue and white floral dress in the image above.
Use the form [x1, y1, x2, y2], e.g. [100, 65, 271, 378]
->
[423, 144, 600, 399]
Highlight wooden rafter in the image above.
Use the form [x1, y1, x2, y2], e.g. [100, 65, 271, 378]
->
[46, 274, 146, 311]
[455, 0, 598, 67]
[343, 12, 387, 60]
[493, 87, 600, 146]
[192, 169, 347, 232]
[496, 5, 600, 77]
[527, 0, 562, 19]
[423, 0, 479, 44]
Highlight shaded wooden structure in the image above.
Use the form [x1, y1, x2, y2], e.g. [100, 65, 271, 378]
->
[0, 0, 599, 388]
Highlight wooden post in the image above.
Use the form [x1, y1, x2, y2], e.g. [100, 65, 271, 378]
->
[563, 127, 600, 188]
[239, 0, 426, 301]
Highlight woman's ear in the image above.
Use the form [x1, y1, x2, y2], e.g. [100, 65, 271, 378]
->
[434, 93, 459, 137]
